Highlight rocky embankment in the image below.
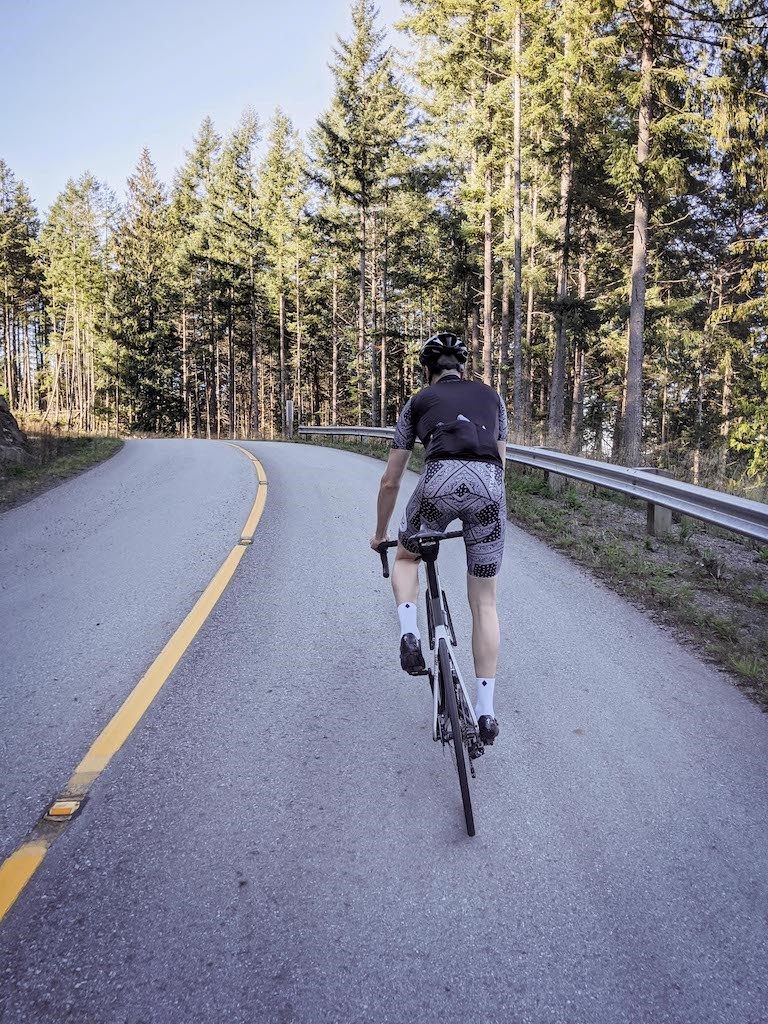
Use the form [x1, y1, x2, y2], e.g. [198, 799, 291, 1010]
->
[0, 397, 29, 466]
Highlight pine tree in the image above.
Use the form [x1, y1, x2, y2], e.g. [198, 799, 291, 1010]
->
[0, 161, 42, 414]
[39, 174, 114, 430]
[209, 109, 262, 437]
[168, 118, 222, 437]
[258, 109, 303, 436]
[111, 148, 175, 432]
[314, 0, 407, 423]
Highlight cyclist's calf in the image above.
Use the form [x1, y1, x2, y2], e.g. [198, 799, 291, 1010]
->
[467, 575, 500, 679]
[391, 542, 420, 605]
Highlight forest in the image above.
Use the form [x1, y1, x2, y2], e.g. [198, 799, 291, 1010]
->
[1, 0, 766, 490]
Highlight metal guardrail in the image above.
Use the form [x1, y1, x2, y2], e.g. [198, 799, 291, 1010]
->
[298, 424, 768, 544]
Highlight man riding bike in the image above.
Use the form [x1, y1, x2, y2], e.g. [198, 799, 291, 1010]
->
[370, 332, 508, 746]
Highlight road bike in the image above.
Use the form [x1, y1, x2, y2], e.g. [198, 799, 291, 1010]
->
[378, 530, 484, 837]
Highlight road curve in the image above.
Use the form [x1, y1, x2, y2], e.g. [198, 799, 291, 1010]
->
[1, 439, 767, 1024]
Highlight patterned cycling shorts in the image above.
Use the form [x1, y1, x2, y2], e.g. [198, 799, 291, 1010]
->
[398, 459, 506, 578]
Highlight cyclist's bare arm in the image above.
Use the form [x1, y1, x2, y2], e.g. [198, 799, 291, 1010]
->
[370, 449, 411, 548]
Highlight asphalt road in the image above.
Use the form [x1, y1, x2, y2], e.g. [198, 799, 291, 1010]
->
[1, 439, 766, 1024]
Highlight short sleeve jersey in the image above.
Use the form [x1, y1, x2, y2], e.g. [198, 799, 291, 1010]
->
[392, 376, 508, 466]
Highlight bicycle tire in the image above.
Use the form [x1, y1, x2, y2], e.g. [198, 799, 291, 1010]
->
[438, 638, 475, 837]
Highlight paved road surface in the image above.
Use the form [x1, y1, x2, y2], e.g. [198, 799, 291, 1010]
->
[1, 439, 766, 1024]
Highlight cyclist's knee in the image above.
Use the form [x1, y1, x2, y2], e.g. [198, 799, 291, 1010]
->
[466, 573, 497, 611]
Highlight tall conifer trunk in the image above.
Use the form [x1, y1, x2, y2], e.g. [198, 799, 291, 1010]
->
[279, 290, 287, 435]
[524, 179, 539, 437]
[182, 307, 189, 438]
[548, 32, 573, 441]
[295, 250, 302, 422]
[370, 213, 379, 426]
[483, 165, 493, 385]
[569, 248, 588, 452]
[332, 264, 338, 425]
[621, 0, 656, 466]
[206, 264, 215, 440]
[471, 301, 481, 380]
[380, 216, 388, 425]
[512, 8, 524, 432]
[500, 159, 511, 405]
[228, 286, 235, 439]
[358, 205, 366, 425]
[250, 258, 259, 437]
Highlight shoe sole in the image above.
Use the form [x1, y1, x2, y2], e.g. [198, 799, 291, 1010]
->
[479, 722, 500, 745]
[401, 655, 427, 676]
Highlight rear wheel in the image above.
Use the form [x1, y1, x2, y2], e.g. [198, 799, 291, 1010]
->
[438, 639, 475, 837]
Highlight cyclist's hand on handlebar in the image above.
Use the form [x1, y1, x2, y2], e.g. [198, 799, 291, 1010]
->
[370, 534, 388, 552]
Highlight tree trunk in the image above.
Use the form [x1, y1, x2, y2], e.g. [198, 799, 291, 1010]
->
[500, 159, 511, 406]
[358, 204, 366, 425]
[380, 217, 388, 425]
[719, 346, 731, 474]
[332, 264, 338, 425]
[512, 10, 524, 433]
[295, 250, 302, 422]
[279, 290, 287, 435]
[523, 177, 539, 437]
[483, 165, 493, 385]
[181, 307, 189, 438]
[370, 212, 379, 426]
[250, 273, 259, 438]
[471, 299, 481, 382]
[207, 267, 215, 440]
[548, 32, 574, 441]
[569, 249, 588, 452]
[693, 278, 717, 484]
[228, 288, 235, 439]
[621, 0, 656, 466]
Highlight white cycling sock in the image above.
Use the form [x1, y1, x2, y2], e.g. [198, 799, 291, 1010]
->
[397, 602, 420, 639]
[474, 677, 496, 718]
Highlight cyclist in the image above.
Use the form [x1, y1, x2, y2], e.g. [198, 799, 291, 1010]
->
[370, 332, 507, 746]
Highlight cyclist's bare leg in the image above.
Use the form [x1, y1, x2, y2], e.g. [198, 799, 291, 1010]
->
[392, 544, 425, 674]
[392, 543, 420, 605]
[467, 574, 499, 678]
[467, 574, 500, 735]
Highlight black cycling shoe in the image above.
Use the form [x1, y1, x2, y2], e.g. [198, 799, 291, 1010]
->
[400, 633, 427, 675]
[478, 715, 500, 745]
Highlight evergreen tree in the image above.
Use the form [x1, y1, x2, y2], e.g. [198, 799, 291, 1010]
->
[168, 118, 222, 437]
[258, 109, 303, 435]
[209, 110, 262, 437]
[314, 0, 407, 423]
[38, 174, 114, 430]
[111, 148, 175, 432]
[0, 161, 42, 413]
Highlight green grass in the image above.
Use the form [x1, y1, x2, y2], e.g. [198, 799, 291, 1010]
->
[0, 435, 123, 511]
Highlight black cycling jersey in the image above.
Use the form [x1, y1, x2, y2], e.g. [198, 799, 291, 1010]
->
[392, 375, 508, 466]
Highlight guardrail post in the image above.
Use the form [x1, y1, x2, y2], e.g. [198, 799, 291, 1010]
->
[641, 467, 673, 538]
[545, 471, 567, 495]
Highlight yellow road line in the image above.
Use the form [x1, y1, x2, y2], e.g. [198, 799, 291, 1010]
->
[72, 544, 248, 782]
[0, 844, 47, 921]
[0, 443, 267, 924]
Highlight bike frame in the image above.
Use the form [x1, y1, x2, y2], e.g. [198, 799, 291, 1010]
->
[418, 536, 479, 743]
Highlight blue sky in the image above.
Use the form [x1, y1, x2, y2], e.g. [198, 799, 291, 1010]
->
[2, 0, 406, 214]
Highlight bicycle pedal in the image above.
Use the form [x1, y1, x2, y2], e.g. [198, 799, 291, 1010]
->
[468, 739, 485, 760]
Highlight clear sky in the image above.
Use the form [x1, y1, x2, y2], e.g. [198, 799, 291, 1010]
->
[2, 0, 406, 215]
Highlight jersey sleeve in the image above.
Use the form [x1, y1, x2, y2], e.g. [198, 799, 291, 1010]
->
[497, 393, 508, 442]
[392, 398, 416, 450]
